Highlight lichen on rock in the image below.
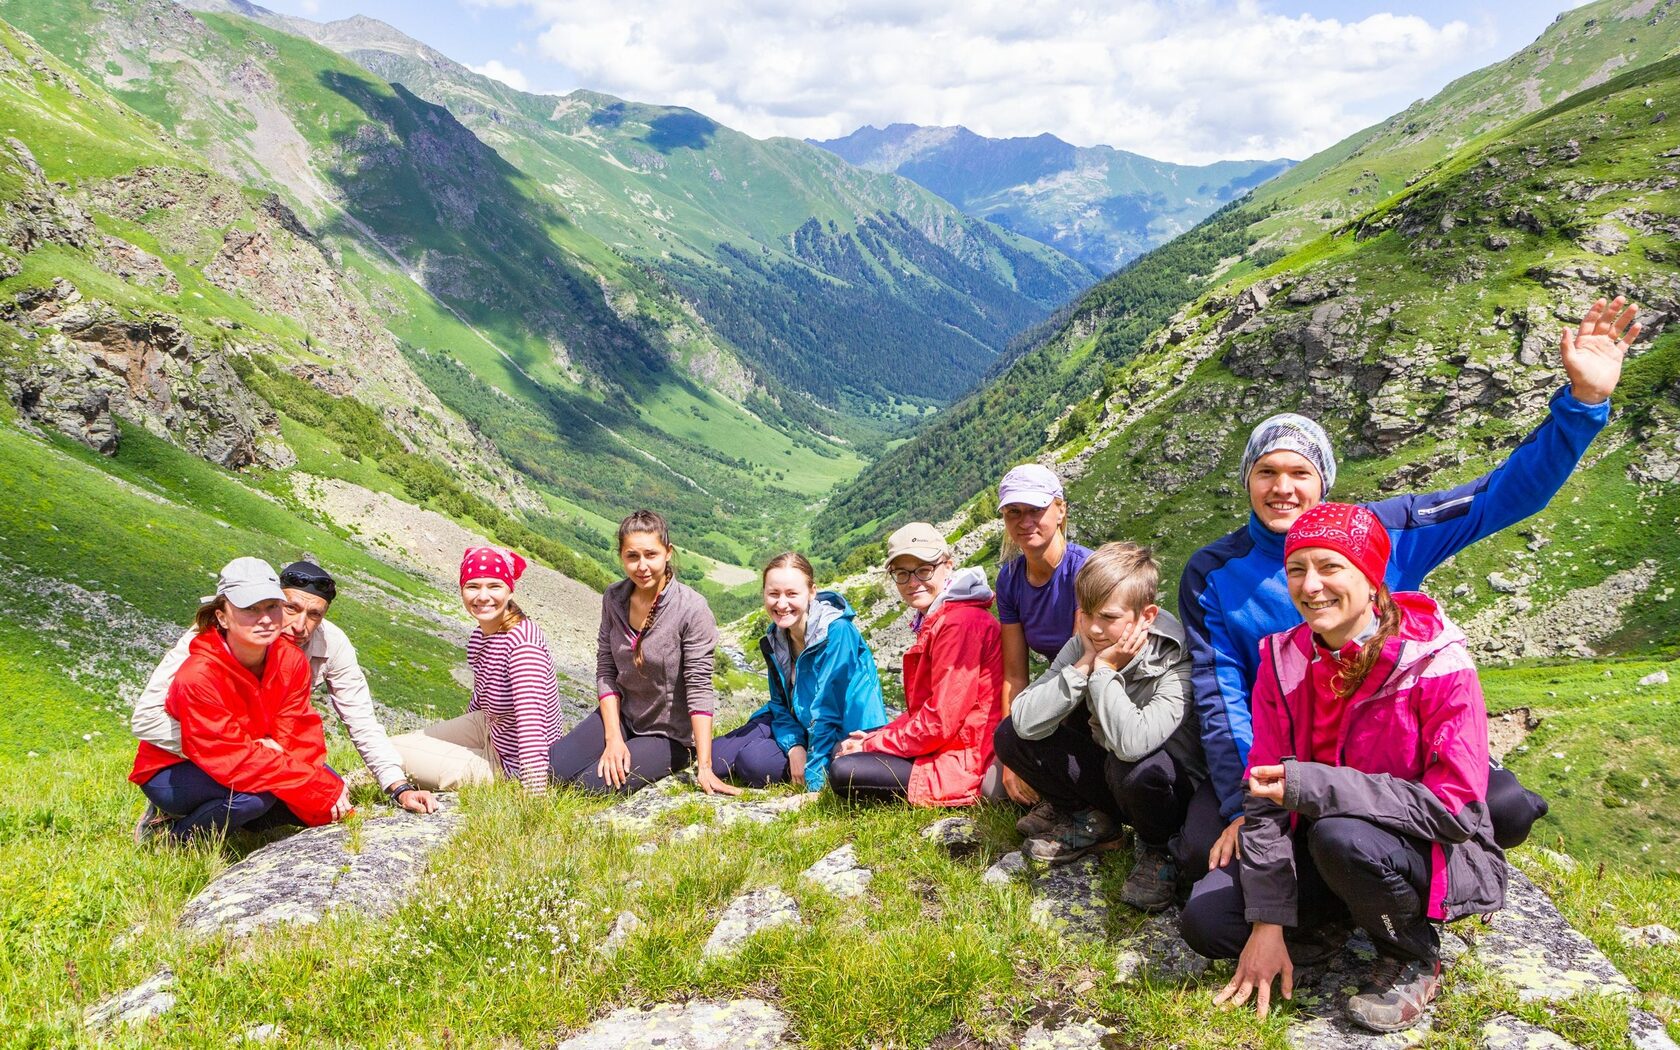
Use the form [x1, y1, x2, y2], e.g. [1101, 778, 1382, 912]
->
[553, 998, 792, 1049]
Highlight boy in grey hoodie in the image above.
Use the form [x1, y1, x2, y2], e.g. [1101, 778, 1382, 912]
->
[993, 542, 1205, 910]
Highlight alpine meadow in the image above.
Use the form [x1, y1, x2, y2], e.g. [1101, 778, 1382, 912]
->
[0, 0, 1676, 1047]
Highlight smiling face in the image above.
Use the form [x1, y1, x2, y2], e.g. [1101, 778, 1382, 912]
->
[1002, 498, 1064, 556]
[1286, 547, 1375, 648]
[219, 597, 286, 650]
[461, 577, 512, 629]
[889, 555, 952, 613]
[762, 565, 813, 633]
[620, 530, 672, 593]
[1247, 450, 1324, 533]
[280, 588, 330, 647]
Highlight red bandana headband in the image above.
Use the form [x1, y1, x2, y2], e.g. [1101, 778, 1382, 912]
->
[1284, 503, 1391, 590]
[460, 546, 527, 590]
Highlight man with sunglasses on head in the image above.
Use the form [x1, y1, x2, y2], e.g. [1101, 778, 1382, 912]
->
[132, 559, 440, 815]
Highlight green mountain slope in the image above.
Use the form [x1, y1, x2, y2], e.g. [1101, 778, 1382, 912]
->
[184, 0, 1097, 416]
[813, 123, 1292, 273]
[818, 0, 1680, 550]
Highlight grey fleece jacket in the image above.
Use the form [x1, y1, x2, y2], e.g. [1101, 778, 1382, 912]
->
[595, 577, 717, 748]
[1009, 609, 1206, 780]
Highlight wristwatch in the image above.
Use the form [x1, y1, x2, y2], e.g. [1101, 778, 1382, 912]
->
[386, 781, 418, 802]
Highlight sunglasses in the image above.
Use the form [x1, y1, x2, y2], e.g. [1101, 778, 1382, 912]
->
[281, 567, 337, 602]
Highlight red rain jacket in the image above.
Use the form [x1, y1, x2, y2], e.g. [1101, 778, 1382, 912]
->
[863, 575, 1003, 806]
[130, 630, 342, 826]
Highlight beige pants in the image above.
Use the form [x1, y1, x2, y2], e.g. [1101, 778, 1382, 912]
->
[391, 710, 500, 791]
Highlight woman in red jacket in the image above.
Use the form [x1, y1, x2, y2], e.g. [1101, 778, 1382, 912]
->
[829, 523, 1004, 806]
[131, 558, 349, 844]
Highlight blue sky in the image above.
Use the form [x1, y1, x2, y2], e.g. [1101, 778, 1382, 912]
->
[250, 0, 1592, 163]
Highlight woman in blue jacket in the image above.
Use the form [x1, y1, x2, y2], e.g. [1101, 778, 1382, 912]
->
[713, 553, 888, 791]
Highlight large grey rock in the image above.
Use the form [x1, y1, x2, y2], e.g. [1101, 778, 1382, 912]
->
[920, 816, 980, 857]
[1019, 1017, 1116, 1048]
[553, 998, 792, 1049]
[1628, 1007, 1680, 1050]
[598, 911, 643, 957]
[82, 968, 175, 1031]
[702, 888, 802, 959]
[1477, 869, 1636, 1001]
[594, 776, 817, 835]
[1285, 930, 1435, 1050]
[178, 807, 460, 938]
[801, 844, 872, 899]
[1481, 1015, 1579, 1049]
[1028, 854, 1108, 941]
[1639, 670, 1671, 687]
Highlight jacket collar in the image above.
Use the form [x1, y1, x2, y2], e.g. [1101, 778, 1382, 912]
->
[1245, 511, 1289, 560]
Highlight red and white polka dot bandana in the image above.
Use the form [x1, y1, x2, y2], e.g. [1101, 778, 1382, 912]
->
[459, 546, 527, 590]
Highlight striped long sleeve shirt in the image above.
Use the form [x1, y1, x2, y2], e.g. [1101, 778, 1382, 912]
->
[467, 618, 562, 793]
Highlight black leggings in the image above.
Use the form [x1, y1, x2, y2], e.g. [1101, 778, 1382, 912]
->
[992, 717, 1196, 846]
[548, 709, 692, 795]
[1173, 764, 1548, 872]
[1179, 815, 1438, 963]
[828, 751, 915, 802]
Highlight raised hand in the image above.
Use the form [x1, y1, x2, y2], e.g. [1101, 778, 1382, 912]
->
[1561, 295, 1641, 406]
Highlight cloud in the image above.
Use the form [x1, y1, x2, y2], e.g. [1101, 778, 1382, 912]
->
[468, 58, 530, 91]
[460, 0, 1488, 164]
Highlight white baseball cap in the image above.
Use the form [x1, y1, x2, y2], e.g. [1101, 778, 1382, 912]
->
[204, 557, 287, 608]
[998, 464, 1063, 509]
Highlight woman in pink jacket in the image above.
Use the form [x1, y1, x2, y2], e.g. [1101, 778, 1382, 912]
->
[829, 522, 1004, 806]
[1181, 503, 1504, 1035]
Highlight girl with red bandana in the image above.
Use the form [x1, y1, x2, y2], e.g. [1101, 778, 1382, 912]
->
[391, 547, 563, 794]
[1183, 504, 1504, 1034]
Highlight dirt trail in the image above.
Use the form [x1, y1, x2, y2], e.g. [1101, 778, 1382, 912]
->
[292, 474, 599, 674]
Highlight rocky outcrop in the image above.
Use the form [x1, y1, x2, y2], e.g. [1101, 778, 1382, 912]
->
[702, 888, 802, 959]
[553, 999, 793, 1049]
[177, 805, 460, 939]
[800, 844, 872, 899]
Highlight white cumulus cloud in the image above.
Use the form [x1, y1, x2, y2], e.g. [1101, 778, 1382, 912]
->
[461, 0, 1490, 164]
[468, 58, 531, 91]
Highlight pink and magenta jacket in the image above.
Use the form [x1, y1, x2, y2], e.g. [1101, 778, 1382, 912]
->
[1238, 591, 1505, 926]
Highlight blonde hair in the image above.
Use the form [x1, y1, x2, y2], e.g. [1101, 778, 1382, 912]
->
[1074, 542, 1159, 615]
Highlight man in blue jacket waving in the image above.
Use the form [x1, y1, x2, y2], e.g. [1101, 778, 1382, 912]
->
[1176, 294, 1642, 928]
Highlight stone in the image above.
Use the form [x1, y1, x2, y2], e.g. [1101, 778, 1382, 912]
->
[1019, 1017, 1116, 1048]
[1619, 924, 1680, 949]
[178, 807, 460, 938]
[553, 998, 793, 1049]
[599, 911, 642, 956]
[1535, 848, 1579, 873]
[1111, 907, 1209, 982]
[83, 968, 175, 1030]
[801, 844, 872, 899]
[1028, 854, 1108, 941]
[1477, 869, 1636, 1001]
[1488, 572, 1521, 594]
[1481, 1015, 1580, 1049]
[920, 816, 980, 857]
[714, 792, 821, 827]
[595, 777, 819, 835]
[236, 1024, 281, 1043]
[982, 850, 1029, 886]
[1628, 1007, 1680, 1050]
[1639, 671, 1671, 687]
[702, 888, 802, 959]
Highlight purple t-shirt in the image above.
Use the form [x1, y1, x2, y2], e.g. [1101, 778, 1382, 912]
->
[997, 542, 1092, 659]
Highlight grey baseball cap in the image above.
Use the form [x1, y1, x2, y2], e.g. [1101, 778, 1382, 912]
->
[204, 556, 287, 608]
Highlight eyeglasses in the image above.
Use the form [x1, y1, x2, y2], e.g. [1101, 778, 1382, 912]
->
[887, 564, 941, 585]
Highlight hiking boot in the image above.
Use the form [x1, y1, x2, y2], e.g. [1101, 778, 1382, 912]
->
[1119, 840, 1176, 912]
[1285, 918, 1353, 967]
[1015, 801, 1062, 839]
[1025, 808, 1123, 866]
[133, 802, 176, 846]
[1344, 955, 1442, 1033]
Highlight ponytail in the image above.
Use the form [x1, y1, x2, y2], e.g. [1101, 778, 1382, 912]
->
[1333, 585, 1402, 700]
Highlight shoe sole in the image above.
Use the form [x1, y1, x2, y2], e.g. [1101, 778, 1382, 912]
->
[1036, 837, 1125, 867]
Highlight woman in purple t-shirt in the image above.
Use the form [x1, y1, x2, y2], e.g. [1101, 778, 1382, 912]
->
[994, 464, 1091, 812]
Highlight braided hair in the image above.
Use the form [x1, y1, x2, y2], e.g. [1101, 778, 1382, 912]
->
[1331, 585, 1403, 700]
[618, 509, 676, 669]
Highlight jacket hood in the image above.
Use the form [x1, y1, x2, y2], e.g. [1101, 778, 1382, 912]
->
[930, 566, 992, 611]
[1301, 590, 1464, 685]
[766, 590, 852, 678]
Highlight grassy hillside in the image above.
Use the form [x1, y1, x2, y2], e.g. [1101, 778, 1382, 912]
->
[819, 0, 1680, 550]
